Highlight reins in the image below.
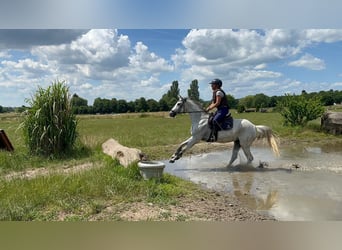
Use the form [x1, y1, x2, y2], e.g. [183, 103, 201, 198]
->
[178, 110, 207, 114]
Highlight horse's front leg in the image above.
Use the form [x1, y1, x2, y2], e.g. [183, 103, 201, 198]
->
[169, 136, 200, 163]
[227, 140, 241, 168]
[169, 140, 187, 163]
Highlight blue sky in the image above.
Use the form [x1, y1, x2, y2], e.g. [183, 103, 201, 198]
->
[0, 29, 342, 107]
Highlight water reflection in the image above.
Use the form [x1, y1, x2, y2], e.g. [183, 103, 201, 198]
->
[163, 143, 342, 221]
[231, 172, 278, 211]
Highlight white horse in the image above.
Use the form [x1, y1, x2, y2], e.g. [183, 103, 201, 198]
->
[169, 96, 280, 167]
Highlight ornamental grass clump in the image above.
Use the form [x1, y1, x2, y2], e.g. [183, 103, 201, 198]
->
[21, 80, 77, 157]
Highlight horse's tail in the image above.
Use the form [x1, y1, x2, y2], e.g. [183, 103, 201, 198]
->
[255, 125, 280, 157]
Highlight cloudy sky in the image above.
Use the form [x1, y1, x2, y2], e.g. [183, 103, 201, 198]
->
[1, 28, 342, 107]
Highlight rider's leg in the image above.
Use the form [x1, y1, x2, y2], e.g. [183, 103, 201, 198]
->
[210, 108, 228, 141]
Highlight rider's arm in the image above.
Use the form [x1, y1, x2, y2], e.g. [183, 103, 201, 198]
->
[206, 95, 222, 111]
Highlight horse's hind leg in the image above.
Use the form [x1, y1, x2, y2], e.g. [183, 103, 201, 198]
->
[227, 140, 241, 167]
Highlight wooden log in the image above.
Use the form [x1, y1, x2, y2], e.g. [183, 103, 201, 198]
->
[0, 129, 14, 151]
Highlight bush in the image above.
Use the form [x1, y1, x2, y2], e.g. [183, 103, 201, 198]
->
[20, 80, 78, 157]
[277, 94, 325, 126]
[237, 104, 245, 113]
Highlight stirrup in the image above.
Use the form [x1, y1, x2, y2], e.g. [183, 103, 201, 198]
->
[207, 136, 215, 142]
[207, 130, 217, 142]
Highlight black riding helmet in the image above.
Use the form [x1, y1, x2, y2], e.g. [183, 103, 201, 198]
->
[209, 78, 222, 88]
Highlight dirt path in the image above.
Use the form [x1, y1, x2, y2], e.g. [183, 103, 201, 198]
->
[3, 162, 97, 181]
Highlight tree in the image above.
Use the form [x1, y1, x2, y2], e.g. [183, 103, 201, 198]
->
[226, 94, 238, 109]
[110, 98, 118, 113]
[187, 79, 200, 101]
[159, 80, 180, 109]
[93, 98, 111, 114]
[277, 94, 325, 126]
[238, 95, 255, 109]
[135, 97, 148, 112]
[147, 99, 159, 112]
[71, 93, 88, 107]
[254, 93, 271, 111]
[158, 98, 169, 111]
[168, 80, 180, 98]
[71, 94, 88, 114]
[117, 99, 128, 113]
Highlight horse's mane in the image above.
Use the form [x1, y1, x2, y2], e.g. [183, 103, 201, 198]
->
[186, 98, 206, 112]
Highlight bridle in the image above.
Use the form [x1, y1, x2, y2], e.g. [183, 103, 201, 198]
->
[170, 98, 208, 116]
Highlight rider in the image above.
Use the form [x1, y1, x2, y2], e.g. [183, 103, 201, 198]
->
[206, 78, 229, 142]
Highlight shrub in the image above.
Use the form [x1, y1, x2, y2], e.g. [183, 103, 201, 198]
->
[237, 104, 245, 113]
[277, 94, 325, 126]
[20, 80, 78, 157]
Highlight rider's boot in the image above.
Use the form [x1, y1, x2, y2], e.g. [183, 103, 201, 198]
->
[207, 130, 214, 142]
[207, 128, 218, 142]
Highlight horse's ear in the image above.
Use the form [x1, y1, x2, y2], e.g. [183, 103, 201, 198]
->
[178, 95, 183, 100]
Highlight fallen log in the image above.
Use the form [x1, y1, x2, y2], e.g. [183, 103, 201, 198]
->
[102, 138, 146, 167]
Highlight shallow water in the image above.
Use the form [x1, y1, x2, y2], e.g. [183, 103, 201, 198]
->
[163, 143, 342, 221]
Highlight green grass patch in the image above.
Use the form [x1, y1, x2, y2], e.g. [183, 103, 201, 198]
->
[0, 156, 194, 221]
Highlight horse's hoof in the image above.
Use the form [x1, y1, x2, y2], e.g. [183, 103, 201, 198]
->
[169, 159, 175, 163]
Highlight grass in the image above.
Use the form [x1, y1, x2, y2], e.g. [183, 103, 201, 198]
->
[0, 155, 196, 221]
[0, 110, 341, 220]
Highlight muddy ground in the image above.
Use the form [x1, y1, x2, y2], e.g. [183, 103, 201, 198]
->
[89, 189, 274, 221]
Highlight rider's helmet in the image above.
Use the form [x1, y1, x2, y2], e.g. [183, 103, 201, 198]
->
[209, 78, 222, 88]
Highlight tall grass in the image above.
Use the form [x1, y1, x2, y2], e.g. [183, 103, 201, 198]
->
[20, 81, 77, 157]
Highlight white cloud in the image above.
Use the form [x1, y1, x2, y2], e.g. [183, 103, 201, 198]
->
[0, 29, 178, 105]
[1, 28, 342, 106]
[305, 29, 342, 43]
[0, 51, 11, 59]
[173, 29, 342, 100]
[179, 29, 305, 68]
[32, 29, 131, 71]
[234, 70, 282, 82]
[331, 82, 342, 88]
[140, 76, 159, 87]
[254, 63, 267, 70]
[80, 83, 92, 89]
[129, 42, 173, 72]
[288, 54, 325, 70]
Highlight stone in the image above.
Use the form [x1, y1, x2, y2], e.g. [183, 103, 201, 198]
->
[321, 112, 342, 135]
[102, 138, 146, 167]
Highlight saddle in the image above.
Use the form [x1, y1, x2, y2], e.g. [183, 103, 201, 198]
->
[207, 113, 233, 142]
[208, 113, 233, 131]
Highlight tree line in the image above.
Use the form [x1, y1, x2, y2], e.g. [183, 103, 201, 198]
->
[1, 80, 341, 114]
[70, 80, 197, 114]
[70, 81, 342, 114]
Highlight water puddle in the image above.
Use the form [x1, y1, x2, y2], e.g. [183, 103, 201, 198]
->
[163, 143, 342, 221]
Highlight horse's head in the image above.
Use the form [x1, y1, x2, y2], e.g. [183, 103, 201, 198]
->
[169, 95, 187, 117]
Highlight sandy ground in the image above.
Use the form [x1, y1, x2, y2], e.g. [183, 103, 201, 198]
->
[89, 190, 274, 221]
